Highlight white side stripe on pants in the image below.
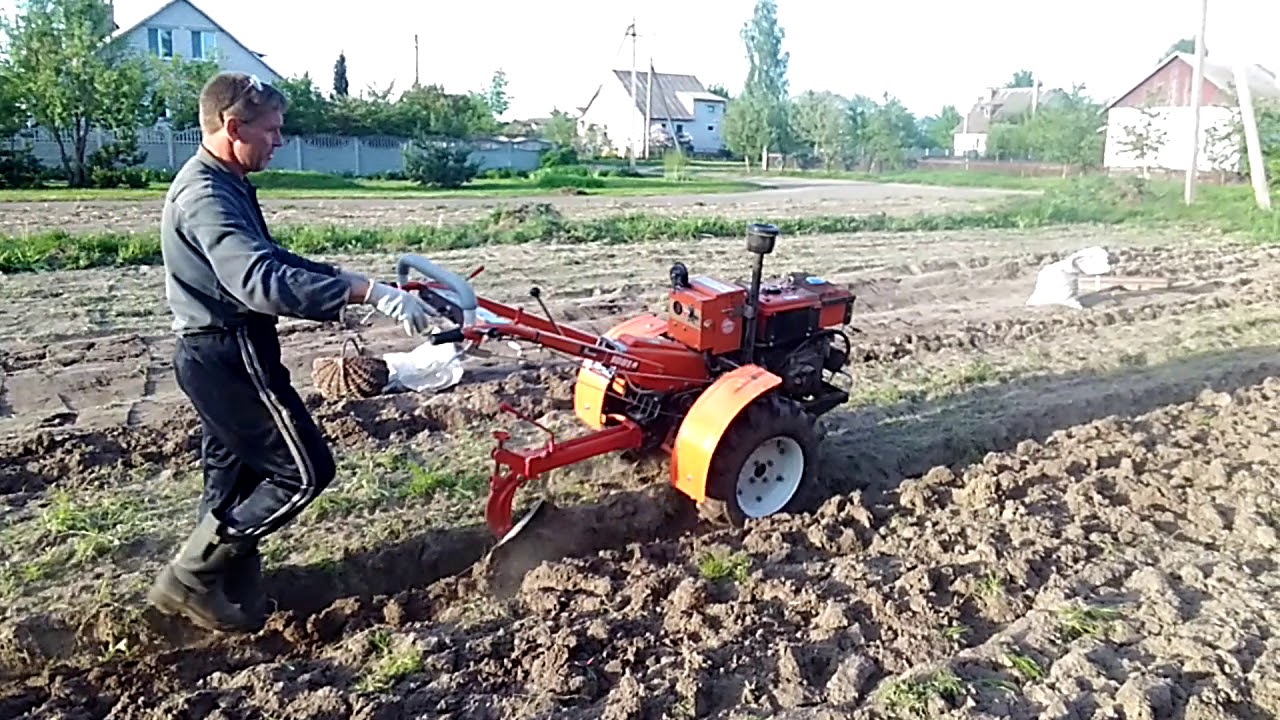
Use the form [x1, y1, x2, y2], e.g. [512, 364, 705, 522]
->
[233, 326, 317, 537]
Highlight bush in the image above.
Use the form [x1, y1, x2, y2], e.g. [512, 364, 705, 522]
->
[0, 144, 44, 189]
[531, 167, 604, 189]
[88, 136, 148, 188]
[403, 142, 479, 188]
[539, 146, 579, 168]
[480, 167, 528, 180]
[89, 166, 148, 188]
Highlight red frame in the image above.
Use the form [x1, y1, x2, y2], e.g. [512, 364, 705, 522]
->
[398, 275, 671, 538]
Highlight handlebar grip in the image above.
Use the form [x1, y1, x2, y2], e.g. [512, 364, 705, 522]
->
[430, 328, 466, 345]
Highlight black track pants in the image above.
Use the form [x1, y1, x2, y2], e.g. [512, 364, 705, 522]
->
[173, 322, 336, 541]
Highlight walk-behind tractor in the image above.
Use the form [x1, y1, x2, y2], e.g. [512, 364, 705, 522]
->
[391, 223, 856, 549]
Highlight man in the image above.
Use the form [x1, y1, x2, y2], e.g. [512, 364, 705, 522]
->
[147, 71, 434, 633]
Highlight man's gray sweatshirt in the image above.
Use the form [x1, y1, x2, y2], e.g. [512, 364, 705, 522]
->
[160, 147, 352, 335]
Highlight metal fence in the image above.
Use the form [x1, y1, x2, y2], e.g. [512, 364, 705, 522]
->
[10, 126, 552, 176]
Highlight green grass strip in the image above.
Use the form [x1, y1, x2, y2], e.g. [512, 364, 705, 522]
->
[1, 177, 1276, 274]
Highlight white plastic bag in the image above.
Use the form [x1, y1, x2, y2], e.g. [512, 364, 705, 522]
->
[383, 341, 465, 393]
[1026, 246, 1112, 310]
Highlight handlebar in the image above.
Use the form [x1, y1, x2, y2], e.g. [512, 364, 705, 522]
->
[395, 254, 478, 327]
[428, 328, 467, 345]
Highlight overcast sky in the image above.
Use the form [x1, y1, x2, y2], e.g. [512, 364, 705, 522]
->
[3, 0, 1277, 120]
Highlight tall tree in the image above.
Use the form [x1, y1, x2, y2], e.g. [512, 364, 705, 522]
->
[333, 52, 349, 98]
[485, 69, 509, 117]
[733, 0, 791, 169]
[0, 0, 153, 186]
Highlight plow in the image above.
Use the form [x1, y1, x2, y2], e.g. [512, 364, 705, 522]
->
[384, 223, 857, 559]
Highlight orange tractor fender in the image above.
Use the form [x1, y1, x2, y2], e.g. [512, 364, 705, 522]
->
[670, 364, 782, 503]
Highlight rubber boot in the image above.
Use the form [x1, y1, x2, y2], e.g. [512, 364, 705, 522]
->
[225, 540, 267, 626]
[146, 514, 259, 633]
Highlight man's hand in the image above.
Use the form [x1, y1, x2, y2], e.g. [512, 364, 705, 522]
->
[362, 281, 436, 336]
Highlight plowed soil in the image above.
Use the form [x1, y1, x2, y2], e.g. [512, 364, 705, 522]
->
[3, 197, 1280, 719]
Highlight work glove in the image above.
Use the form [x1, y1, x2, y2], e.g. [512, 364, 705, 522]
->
[364, 282, 435, 336]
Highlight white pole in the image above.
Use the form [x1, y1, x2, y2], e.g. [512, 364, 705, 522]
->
[645, 58, 653, 160]
[1234, 63, 1272, 210]
[1185, 0, 1208, 205]
[629, 19, 638, 168]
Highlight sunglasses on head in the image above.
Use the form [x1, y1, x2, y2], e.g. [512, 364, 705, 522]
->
[221, 74, 265, 120]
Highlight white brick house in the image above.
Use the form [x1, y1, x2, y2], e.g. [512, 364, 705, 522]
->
[110, 0, 282, 82]
[577, 68, 727, 157]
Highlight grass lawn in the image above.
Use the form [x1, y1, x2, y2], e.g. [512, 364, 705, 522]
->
[0, 170, 760, 202]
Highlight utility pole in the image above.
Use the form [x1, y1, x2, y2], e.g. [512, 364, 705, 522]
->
[414, 34, 420, 87]
[1184, 0, 1207, 205]
[628, 19, 638, 168]
[1235, 62, 1273, 210]
[645, 58, 654, 160]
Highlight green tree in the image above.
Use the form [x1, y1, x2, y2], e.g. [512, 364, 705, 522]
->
[920, 105, 962, 151]
[538, 109, 577, 149]
[987, 118, 1033, 159]
[723, 92, 772, 170]
[485, 69, 509, 117]
[275, 74, 332, 135]
[1006, 70, 1035, 88]
[735, 0, 790, 169]
[145, 55, 219, 130]
[790, 90, 848, 169]
[1026, 85, 1105, 173]
[333, 52, 349, 98]
[394, 84, 496, 138]
[0, 63, 23, 137]
[0, 0, 153, 186]
[706, 83, 730, 99]
[861, 94, 919, 172]
[1162, 38, 1196, 60]
[1116, 104, 1168, 179]
[843, 94, 877, 167]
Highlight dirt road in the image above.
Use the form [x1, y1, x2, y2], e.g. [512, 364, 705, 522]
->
[2, 212, 1279, 718]
[0, 177, 1027, 237]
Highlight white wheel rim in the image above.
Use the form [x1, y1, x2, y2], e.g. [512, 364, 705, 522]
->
[736, 435, 805, 518]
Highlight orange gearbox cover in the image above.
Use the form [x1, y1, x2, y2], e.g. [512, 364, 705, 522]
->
[573, 314, 668, 429]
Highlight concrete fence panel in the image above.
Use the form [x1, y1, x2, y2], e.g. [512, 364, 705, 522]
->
[10, 126, 550, 177]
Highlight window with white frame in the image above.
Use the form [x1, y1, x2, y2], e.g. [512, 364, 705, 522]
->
[147, 27, 173, 57]
[192, 30, 217, 60]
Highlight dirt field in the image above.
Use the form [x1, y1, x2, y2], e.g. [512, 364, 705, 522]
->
[0, 177, 1024, 236]
[3, 196, 1280, 719]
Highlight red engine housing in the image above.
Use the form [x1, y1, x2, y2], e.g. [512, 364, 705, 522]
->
[666, 271, 853, 356]
[753, 273, 854, 350]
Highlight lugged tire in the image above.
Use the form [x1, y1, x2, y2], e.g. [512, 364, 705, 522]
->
[697, 392, 827, 528]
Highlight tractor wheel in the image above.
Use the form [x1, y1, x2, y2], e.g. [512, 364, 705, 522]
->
[698, 393, 825, 528]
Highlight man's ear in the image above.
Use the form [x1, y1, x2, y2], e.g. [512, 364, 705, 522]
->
[225, 116, 243, 142]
